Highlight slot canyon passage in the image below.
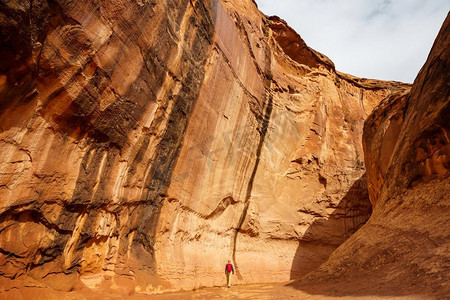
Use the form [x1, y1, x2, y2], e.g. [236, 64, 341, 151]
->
[0, 0, 448, 299]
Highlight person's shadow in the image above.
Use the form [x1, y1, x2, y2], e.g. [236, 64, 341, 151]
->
[289, 173, 372, 279]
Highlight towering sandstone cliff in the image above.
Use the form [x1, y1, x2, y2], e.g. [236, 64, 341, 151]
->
[0, 0, 414, 295]
[292, 13, 449, 298]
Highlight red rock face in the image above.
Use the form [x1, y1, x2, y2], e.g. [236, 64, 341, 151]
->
[363, 91, 409, 206]
[291, 13, 450, 298]
[0, 0, 412, 295]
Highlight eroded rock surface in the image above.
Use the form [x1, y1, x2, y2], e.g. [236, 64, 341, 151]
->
[0, 0, 410, 295]
[292, 13, 450, 298]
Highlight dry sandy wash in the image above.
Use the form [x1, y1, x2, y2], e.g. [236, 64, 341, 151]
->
[0, 0, 448, 299]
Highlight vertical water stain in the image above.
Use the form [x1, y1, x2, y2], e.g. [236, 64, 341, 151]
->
[135, 0, 217, 263]
[231, 18, 273, 276]
[49, 0, 216, 274]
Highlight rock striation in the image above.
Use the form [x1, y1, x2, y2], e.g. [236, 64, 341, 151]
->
[0, 0, 411, 296]
[292, 12, 450, 298]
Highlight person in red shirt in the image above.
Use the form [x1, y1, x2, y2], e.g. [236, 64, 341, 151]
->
[225, 260, 235, 288]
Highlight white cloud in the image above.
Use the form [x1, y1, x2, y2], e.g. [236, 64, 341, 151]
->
[256, 0, 449, 83]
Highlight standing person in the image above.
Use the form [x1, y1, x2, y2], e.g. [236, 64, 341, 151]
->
[225, 260, 234, 288]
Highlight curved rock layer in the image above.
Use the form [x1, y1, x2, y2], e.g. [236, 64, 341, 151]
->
[0, 0, 410, 295]
[292, 13, 450, 298]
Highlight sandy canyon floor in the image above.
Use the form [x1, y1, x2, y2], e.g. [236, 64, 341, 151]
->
[1, 280, 434, 300]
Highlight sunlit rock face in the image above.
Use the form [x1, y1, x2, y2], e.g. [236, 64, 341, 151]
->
[0, 0, 409, 294]
[292, 13, 449, 298]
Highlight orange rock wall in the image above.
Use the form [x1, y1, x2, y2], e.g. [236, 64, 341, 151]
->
[0, 0, 410, 294]
[292, 13, 449, 298]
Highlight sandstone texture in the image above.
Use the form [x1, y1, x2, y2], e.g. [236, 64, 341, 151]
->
[0, 0, 413, 296]
[291, 13, 450, 299]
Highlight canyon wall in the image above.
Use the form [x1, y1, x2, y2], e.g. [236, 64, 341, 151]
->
[292, 13, 449, 298]
[0, 0, 410, 295]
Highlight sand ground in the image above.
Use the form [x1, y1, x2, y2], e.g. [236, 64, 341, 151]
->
[1, 280, 433, 300]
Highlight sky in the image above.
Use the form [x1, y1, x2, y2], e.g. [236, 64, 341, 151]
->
[256, 0, 449, 83]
